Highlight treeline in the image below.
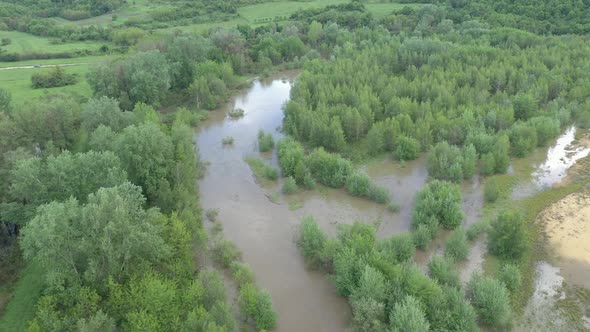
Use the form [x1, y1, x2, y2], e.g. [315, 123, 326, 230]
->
[283, 27, 590, 180]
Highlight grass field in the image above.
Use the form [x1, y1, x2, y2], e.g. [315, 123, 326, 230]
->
[237, 0, 347, 23]
[0, 262, 45, 332]
[54, 0, 154, 27]
[365, 3, 425, 18]
[1, 31, 106, 55]
[0, 64, 95, 104]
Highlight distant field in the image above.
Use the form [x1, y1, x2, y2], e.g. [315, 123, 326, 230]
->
[54, 0, 154, 27]
[0, 64, 94, 104]
[1, 31, 106, 55]
[365, 3, 425, 17]
[237, 0, 348, 23]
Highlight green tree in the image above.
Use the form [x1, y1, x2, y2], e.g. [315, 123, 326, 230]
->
[20, 183, 171, 290]
[82, 97, 135, 133]
[395, 136, 420, 161]
[389, 296, 430, 332]
[308, 21, 323, 44]
[467, 274, 511, 328]
[427, 142, 464, 182]
[488, 210, 528, 260]
[412, 180, 463, 230]
[297, 216, 327, 268]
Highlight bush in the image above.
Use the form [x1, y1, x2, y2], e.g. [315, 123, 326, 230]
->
[387, 202, 400, 213]
[445, 228, 469, 262]
[206, 208, 219, 222]
[297, 216, 327, 268]
[277, 137, 305, 178]
[257, 130, 275, 152]
[413, 224, 434, 250]
[244, 156, 278, 182]
[498, 263, 522, 293]
[412, 180, 463, 230]
[229, 108, 245, 118]
[480, 152, 496, 176]
[530, 116, 560, 147]
[380, 233, 415, 263]
[484, 177, 500, 203]
[488, 210, 528, 260]
[428, 256, 460, 288]
[346, 172, 390, 204]
[389, 296, 430, 332]
[230, 261, 255, 288]
[466, 220, 490, 241]
[221, 136, 234, 145]
[429, 286, 479, 332]
[282, 176, 298, 194]
[509, 122, 537, 157]
[395, 136, 420, 161]
[427, 141, 464, 182]
[238, 283, 278, 330]
[305, 148, 353, 188]
[212, 239, 241, 268]
[467, 274, 512, 328]
[31, 66, 78, 89]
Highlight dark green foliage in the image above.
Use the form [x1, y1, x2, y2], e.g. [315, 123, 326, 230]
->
[412, 180, 463, 230]
[305, 148, 352, 188]
[297, 216, 327, 268]
[211, 239, 241, 268]
[238, 283, 278, 331]
[257, 130, 275, 152]
[429, 286, 479, 332]
[467, 274, 512, 328]
[82, 97, 135, 133]
[530, 116, 560, 147]
[379, 233, 415, 264]
[513, 94, 537, 121]
[346, 172, 391, 204]
[498, 263, 522, 294]
[445, 228, 469, 262]
[479, 152, 495, 176]
[277, 137, 304, 178]
[427, 142, 474, 183]
[509, 122, 538, 157]
[31, 66, 77, 89]
[488, 210, 528, 260]
[282, 176, 298, 194]
[395, 136, 420, 161]
[484, 177, 500, 203]
[389, 296, 430, 332]
[428, 256, 460, 288]
[88, 51, 171, 110]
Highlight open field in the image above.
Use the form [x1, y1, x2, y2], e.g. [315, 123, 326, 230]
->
[237, 0, 347, 23]
[365, 3, 425, 17]
[0, 64, 94, 104]
[53, 0, 154, 27]
[0, 262, 44, 332]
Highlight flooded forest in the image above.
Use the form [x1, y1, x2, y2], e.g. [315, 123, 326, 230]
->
[2, 1, 590, 331]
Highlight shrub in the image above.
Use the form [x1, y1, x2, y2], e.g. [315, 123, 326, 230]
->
[229, 108, 245, 118]
[427, 141, 464, 182]
[466, 220, 490, 241]
[205, 208, 219, 222]
[347, 172, 390, 204]
[282, 176, 298, 194]
[367, 185, 390, 204]
[230, 261, 255, 288]
[244, 156, 278, 182]
[429, 286, 479, 332]
[445, 228, 469, 262]
[488, 210, 528, 260]
[221, 136, 234, 145]
[31, 66, 78, 89]
[413, 224, 434, 250]
[380, 233, 415, 263]
[395, 136, 420, 161]
[305, 148, 353, 188]
[389, 296, 430, 332]
[428, 256, 460, 288]
[530, 116, 560, 147]
[387, 202, 400, 213]
[484, 177, 500, 203]
[509, 122, 537, 157]
[257, 130, 275, 152]
[277, 137, 305, 178]
[498, 263, 522, 293]
[467, 274, 512, 327]
[412, 180, 463, 230]
[238, 283, 278, 330]
[212, 239, 241, 268]
[297, 216, 327, 268]
[480, 152, 496, 176]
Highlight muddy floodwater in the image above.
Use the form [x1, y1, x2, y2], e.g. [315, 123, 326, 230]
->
[196, 73, 590, 331]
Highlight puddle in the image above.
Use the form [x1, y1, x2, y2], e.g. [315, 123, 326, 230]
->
[512, 126, 590, 199]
